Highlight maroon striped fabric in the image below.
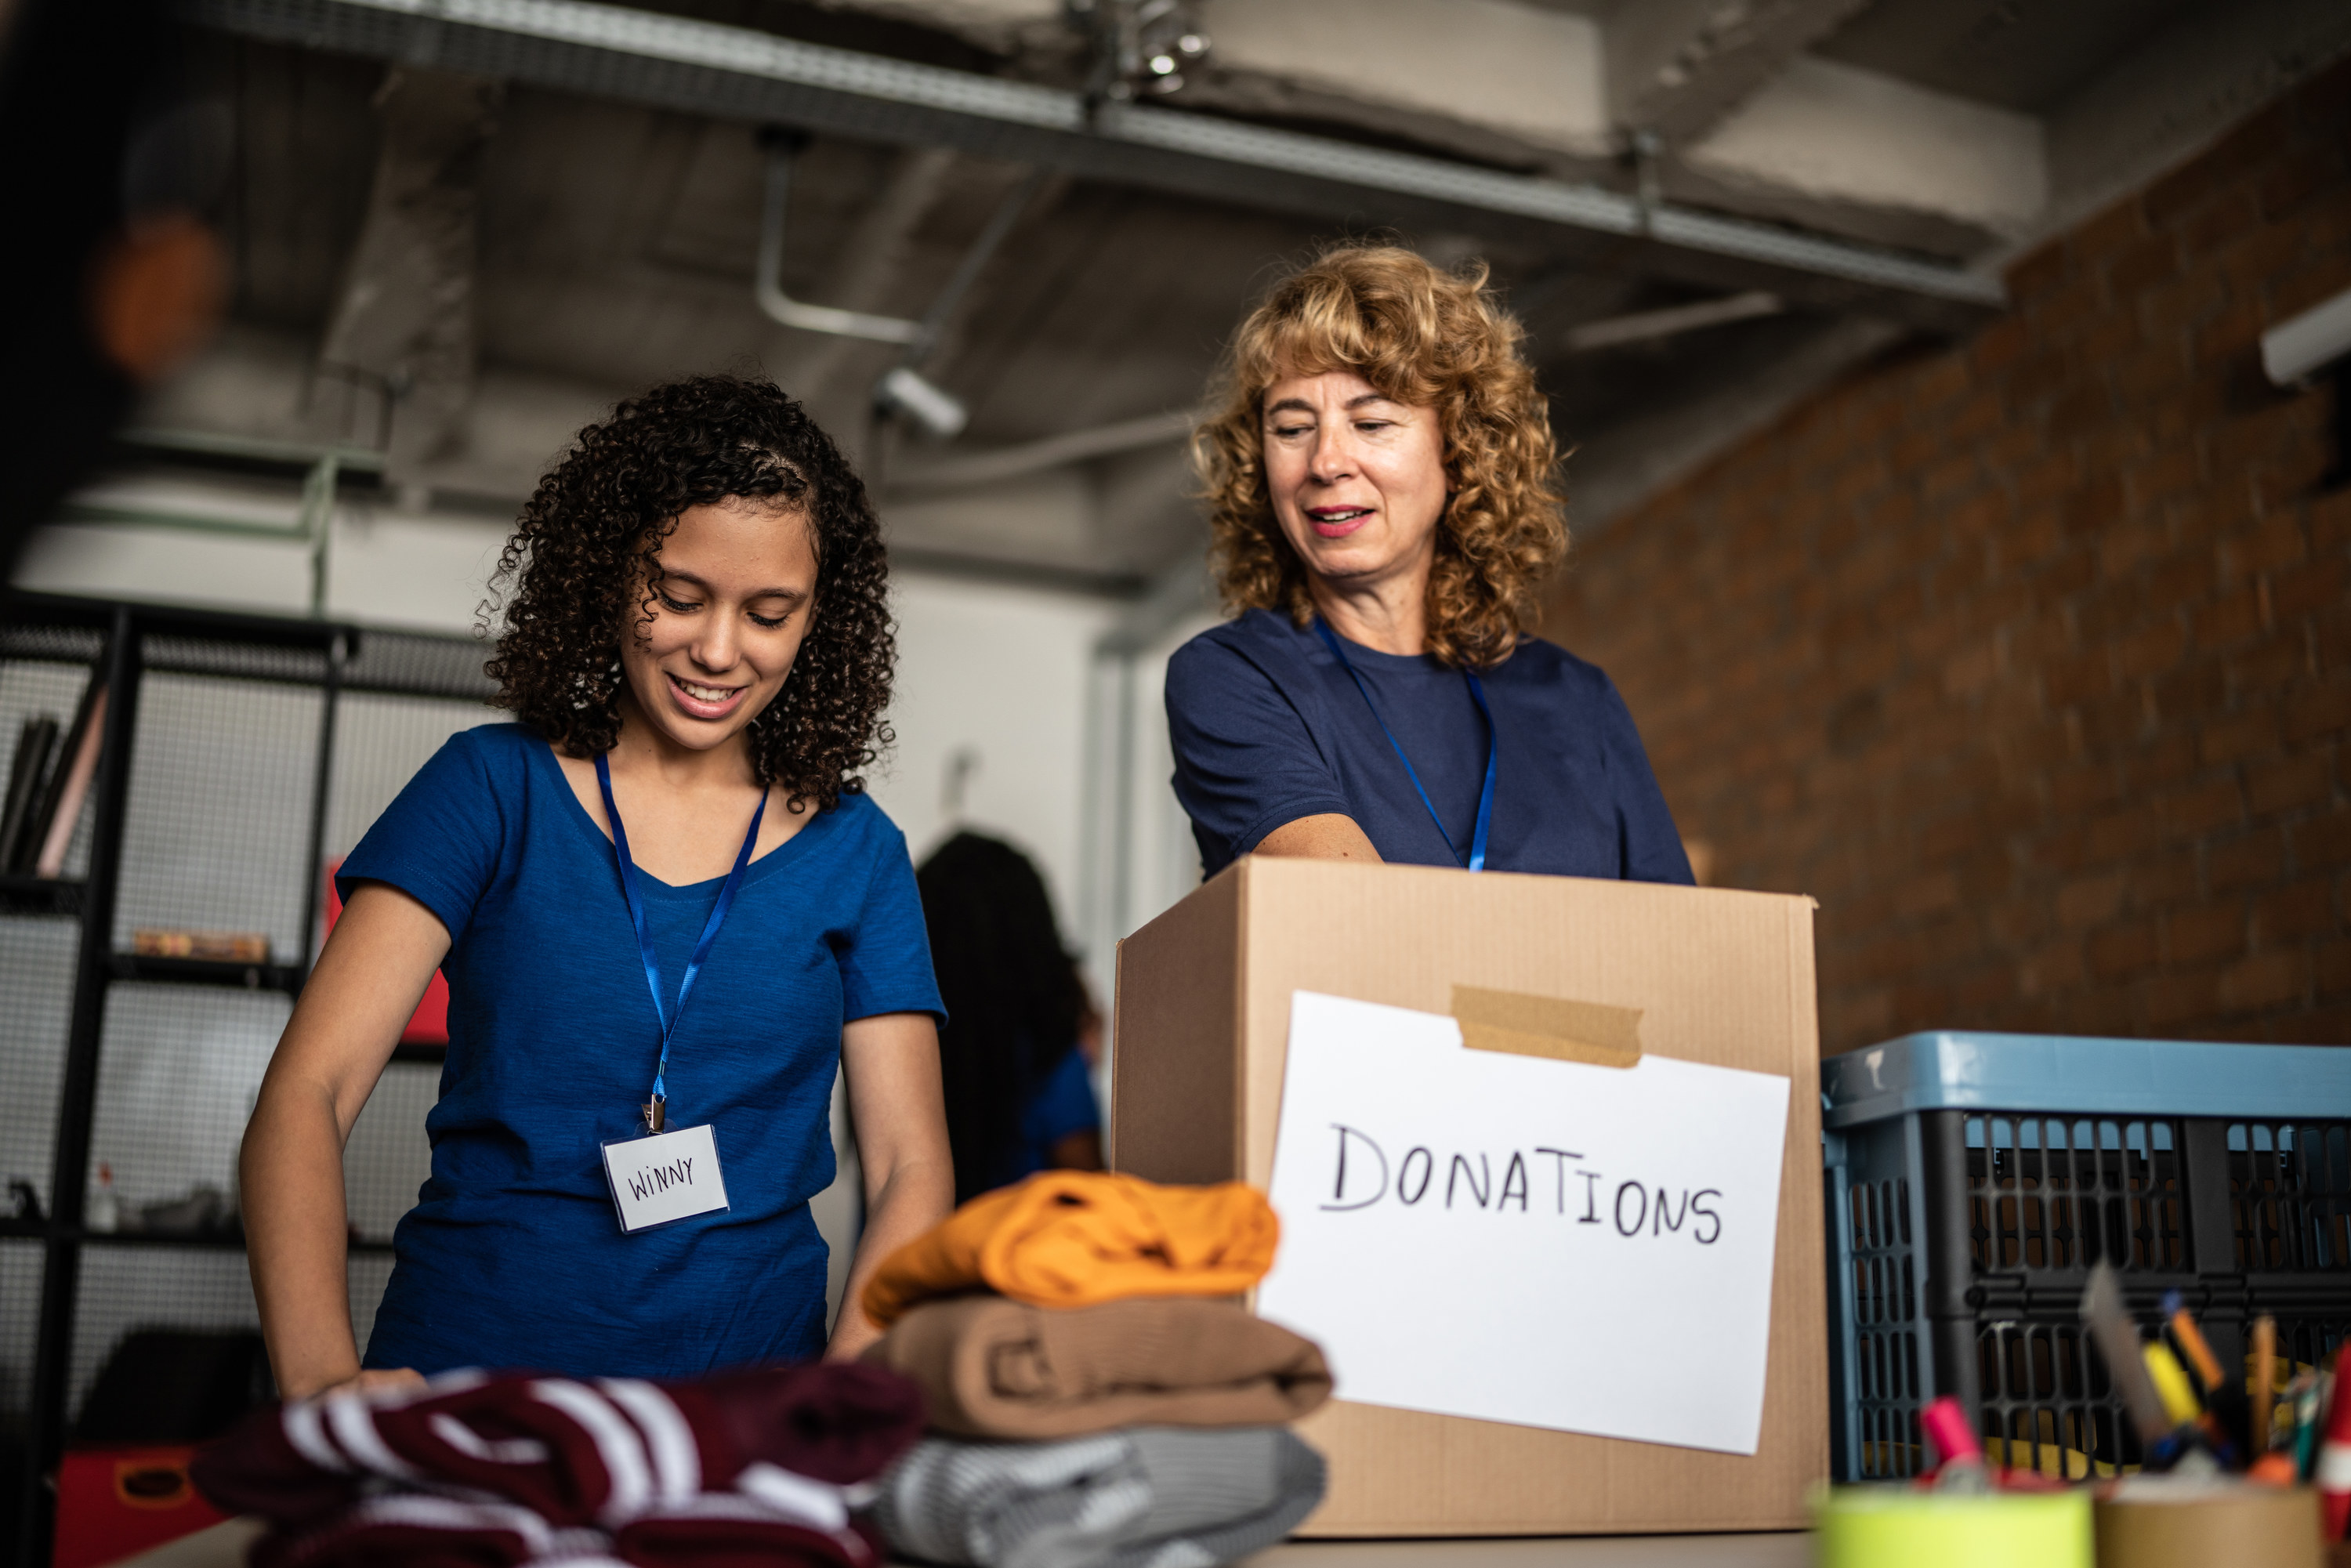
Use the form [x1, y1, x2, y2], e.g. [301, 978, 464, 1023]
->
[191, 1363, 922, 1567]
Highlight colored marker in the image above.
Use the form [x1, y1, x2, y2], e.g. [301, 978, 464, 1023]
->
[2145, 1342, 2202, 1427]
[2295, 1373, 2324, 1479]
[2319, 1359, 2350, 1542]
[2161, 1291, 2225, 1394]
[2252, 1316, 2277, 1454]
[1921, 1396, 1992, 1494]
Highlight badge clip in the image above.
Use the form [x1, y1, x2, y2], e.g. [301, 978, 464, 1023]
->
[643, 1095, 666, 1134]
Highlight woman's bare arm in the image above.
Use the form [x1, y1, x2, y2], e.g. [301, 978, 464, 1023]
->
[826, 1011, 953, 1360]
[241, 882, 449, 1400]
[1255, 813, 1382, 861]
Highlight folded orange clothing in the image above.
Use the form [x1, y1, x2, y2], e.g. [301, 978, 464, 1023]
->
[861, 1171, 1279, 1327]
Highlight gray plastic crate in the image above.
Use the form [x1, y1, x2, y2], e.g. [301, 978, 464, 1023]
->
[1821, 1032, 2351, 1481]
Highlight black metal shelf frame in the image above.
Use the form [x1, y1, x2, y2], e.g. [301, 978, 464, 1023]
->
[105, 953, 308, 994]
[0, 877, 85, 918]
[0, 591, 392, 1566]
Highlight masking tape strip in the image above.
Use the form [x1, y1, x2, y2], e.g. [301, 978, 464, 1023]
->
[1451, 985, 1643, 1069]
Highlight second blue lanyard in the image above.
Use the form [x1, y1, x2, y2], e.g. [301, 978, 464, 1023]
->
[1315, 618, 1497, 873]
[596, 752, 767, 1121]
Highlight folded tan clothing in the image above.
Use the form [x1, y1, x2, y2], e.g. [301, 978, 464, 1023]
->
[862, 1295, 1332, 1440]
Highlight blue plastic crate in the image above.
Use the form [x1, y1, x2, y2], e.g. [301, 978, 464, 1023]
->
[1820, 1031, 2351, 1481]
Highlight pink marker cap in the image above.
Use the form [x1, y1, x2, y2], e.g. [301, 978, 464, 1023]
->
[1922, 1396, 1985, 1466]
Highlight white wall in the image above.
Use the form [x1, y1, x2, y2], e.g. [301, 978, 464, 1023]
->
[15, 491, 513, 635]
[863, 574, 1118, 977]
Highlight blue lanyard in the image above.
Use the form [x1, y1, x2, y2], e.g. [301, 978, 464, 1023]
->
[595, 752, 767, 1126]
[1315, 618, 1498, 872]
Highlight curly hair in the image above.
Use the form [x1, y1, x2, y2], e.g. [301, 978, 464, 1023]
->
[1194, 243, 1567, 669]
[483, 373, 893, 813]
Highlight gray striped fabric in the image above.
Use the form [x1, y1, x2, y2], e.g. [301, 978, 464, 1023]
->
[869, 1425, 1325, 1568]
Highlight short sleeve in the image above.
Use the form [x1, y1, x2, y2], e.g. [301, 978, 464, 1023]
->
[1165, 636, 1352, 873]
[338, 729, 509, 942]
[1599, 679, 1696, 886]
[1020, 1048, 1100, 1147]
[839, 820, 947, 1024]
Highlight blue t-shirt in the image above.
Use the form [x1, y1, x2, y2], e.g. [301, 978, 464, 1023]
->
[1016, 1047, 1100, 1179]
[1166, 610, 1694, 883]
[339, 724, 942, 1379]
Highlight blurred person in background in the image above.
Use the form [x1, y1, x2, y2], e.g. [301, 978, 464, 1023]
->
[0, 0, 227, 581]
[1170, 243, 1692, 885]
[915, 831, 1103, 1204]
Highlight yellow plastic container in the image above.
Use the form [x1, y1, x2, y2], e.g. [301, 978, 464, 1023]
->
[1813, 1485, 2094, 1568]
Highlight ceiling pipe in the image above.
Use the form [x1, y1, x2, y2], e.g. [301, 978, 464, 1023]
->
[752, 130, 1045, 436]
[755, 131, 924, 346]
[873, 163, 1049, 439]
[1562, 290, 1785, 353]
[887, 407, 1199, 492]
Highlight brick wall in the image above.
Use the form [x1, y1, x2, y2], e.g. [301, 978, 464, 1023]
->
[1545, 59, 2351, 1056]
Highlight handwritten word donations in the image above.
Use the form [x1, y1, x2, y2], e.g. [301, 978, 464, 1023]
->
[1317, 1124, 1723, 1245]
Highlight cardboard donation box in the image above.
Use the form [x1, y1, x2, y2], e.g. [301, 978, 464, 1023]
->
[1110, 856, 1825, 1536]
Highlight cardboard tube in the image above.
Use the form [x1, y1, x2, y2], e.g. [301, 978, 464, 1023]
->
[2094, 1482, 2321, 1568]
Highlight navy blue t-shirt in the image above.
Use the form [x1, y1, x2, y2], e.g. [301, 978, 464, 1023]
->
[1017, 1047, 1100, 1180]
[339, 724, 942, 1379]
[1166, 610, 1694, 883]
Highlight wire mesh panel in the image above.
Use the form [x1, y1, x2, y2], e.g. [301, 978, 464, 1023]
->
[111, 672, 325, 964]
[343, 629, 497, 704]
[325, 691, 500, 864]
[85, 986, 289, 1230]
[67, 1244, 263, 1423]
[0, 627, 104, 669]
[345, 1069, 434, 1245]
[0, 924, 75, 1219]
[142, 637, 328, 689]
[0, 1237, 39, 1542]
[0, 1240, 42, 1422]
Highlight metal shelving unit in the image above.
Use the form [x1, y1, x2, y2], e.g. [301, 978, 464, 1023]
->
[0, 592, 496, 1565]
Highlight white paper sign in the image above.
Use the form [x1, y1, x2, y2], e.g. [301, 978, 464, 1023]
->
[603, 1123, 730, 1233]
[1256, 991, 1791, 1454]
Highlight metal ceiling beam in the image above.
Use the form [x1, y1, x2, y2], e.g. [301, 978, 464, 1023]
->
[184, 0, 2005, 331]
[1607, 0, 1874, 148]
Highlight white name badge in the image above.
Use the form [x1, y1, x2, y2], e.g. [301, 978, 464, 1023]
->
[603, 1123, 730, 1233]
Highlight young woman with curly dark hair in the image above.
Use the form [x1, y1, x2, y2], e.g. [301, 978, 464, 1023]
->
[241, 375, 951, 1396]
[1170, 243, 1694, 882]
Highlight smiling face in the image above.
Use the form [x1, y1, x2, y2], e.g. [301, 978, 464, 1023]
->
[1262, 368, 1449, 600]
[617, 496, 820, 759]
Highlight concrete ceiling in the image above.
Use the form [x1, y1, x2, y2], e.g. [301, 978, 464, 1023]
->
[1816, 0, 2209, 114]
[120, 0, 2351, 592]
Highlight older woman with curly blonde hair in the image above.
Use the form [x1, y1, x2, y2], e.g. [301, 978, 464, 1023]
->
[1166, 244, 1692, 882]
